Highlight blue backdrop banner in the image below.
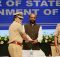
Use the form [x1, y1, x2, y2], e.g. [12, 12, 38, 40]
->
[0, 0, 60, 29]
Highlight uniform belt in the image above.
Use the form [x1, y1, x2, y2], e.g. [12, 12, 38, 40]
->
[10, 41, 22, 46]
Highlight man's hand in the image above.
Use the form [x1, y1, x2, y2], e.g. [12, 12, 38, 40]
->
[55, 46, 59, 53]
[32, 39, 38, 44]
[55, 46, 60, 55]
[28, 39, 34, 43]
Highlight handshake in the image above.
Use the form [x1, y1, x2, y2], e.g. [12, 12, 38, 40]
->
[28, 39, 38, 44]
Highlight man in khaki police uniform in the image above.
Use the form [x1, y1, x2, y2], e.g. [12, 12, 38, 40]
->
[54, 23, 60, 56]
[8, 12, 33, 57]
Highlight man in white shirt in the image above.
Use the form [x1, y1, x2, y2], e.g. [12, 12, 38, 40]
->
[23, 13, 46, 57]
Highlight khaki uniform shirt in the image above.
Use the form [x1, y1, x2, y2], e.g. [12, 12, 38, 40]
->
[54, 23, 60, 43]
[8, 21, 24, 43]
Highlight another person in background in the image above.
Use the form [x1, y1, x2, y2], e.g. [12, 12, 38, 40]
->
[54, 23, 60, 56]
[8, 12, 33, 57]
[23, 13, 46, 57]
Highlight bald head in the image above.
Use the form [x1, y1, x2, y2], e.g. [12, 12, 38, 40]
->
[29, 13, 36, 20]
[29, 13, 37, 24]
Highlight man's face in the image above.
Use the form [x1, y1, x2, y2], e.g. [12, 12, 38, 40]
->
[19, 18, 23, 23]
[15, 16, 23, 23]
[29, 14, 36, 23]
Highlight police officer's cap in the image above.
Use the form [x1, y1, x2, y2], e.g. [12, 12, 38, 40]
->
[14, 12, 23, 19]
